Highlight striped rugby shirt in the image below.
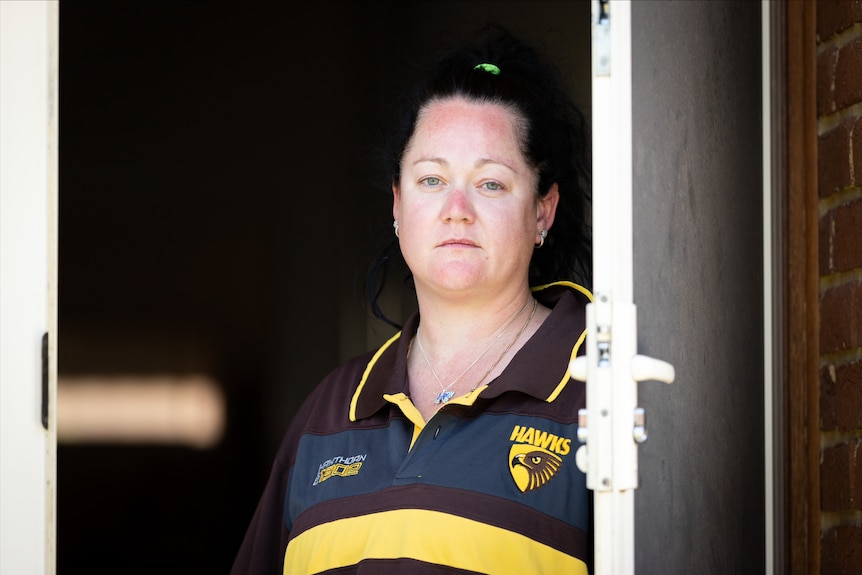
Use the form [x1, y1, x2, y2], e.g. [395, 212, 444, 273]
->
[231, 282, 592, 574]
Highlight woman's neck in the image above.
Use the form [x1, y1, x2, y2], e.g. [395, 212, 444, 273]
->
[406, 289, 551, 423]
[414, 289, 533, 347]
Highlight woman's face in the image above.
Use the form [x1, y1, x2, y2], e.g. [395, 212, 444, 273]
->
[393, 97, 558, 302]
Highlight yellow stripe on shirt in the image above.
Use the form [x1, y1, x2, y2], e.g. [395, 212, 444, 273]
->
[284, 508, 588, 575]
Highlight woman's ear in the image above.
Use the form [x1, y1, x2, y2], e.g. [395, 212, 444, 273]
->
[392, 182, 401, 220]
[538, 183, 560, 231]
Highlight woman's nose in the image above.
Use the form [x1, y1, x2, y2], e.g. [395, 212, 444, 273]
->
[441, 186, 475, 223]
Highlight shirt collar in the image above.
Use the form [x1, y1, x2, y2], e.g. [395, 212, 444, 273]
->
[349, 282, 592, 422]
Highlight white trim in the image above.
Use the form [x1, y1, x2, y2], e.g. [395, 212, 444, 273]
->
[583, 2, 639, 574]
[0, 1, 58, 573]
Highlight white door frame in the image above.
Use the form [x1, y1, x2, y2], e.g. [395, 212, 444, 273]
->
[0, 2, 59, 574]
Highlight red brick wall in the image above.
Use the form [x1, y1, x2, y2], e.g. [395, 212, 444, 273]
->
[816, 2, 862, 574]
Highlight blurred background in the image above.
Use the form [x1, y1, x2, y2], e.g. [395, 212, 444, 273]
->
[57, 2, 589, 573]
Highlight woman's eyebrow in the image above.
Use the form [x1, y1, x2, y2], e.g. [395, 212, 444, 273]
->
[475, 157, 516, 172]
[412, 157, 448, 167]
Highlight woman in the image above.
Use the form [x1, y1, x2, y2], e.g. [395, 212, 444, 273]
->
[231, 25, 593, 574]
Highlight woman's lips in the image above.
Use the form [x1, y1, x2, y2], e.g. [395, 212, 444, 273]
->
[439, 238, 478, 248]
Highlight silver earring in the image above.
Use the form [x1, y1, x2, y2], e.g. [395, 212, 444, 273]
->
[536, 229, 547, 248]
[393, 220, 400, 238]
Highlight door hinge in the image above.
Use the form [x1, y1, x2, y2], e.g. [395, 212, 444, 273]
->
[592, 0, 612, 76]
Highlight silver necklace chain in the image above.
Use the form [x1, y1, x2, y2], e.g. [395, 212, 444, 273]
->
[416, 297, 537, 404]
[467, 298, 538, 395]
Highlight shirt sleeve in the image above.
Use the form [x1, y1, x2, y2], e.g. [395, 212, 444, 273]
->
[228, 352, 376, 574]
[229, 385, 322, 575]
[229, 453, 290, 575]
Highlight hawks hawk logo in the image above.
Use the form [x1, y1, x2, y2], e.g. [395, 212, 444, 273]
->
[507, 425, 570, 493]
[509, 444, 563, 493]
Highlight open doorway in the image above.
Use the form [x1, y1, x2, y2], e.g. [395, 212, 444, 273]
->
[57, 3, 591, 572]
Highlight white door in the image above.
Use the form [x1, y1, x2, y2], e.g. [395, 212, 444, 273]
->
[0, 2, 59, 574]
[630, 1, 766, 572]
[580, 1, 767, 573]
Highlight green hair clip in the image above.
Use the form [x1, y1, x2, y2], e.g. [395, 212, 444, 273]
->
[474, 63, 501, 75]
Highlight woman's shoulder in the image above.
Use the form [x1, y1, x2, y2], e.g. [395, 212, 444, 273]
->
[273, 348, 383, 462]
[532, 281, 593, 312]
[305, 349, 381, 408]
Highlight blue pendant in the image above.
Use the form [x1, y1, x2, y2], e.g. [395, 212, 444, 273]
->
[435, 390, 455, 404]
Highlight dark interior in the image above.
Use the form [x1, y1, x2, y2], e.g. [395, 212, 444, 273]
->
[57, 2, 590, 572]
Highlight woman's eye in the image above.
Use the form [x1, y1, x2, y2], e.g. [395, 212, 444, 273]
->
[482, 181, 503, 191]
[421, 176, 442, 187]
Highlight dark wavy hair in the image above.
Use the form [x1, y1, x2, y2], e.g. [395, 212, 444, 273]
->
[367, 24, 592, 329]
